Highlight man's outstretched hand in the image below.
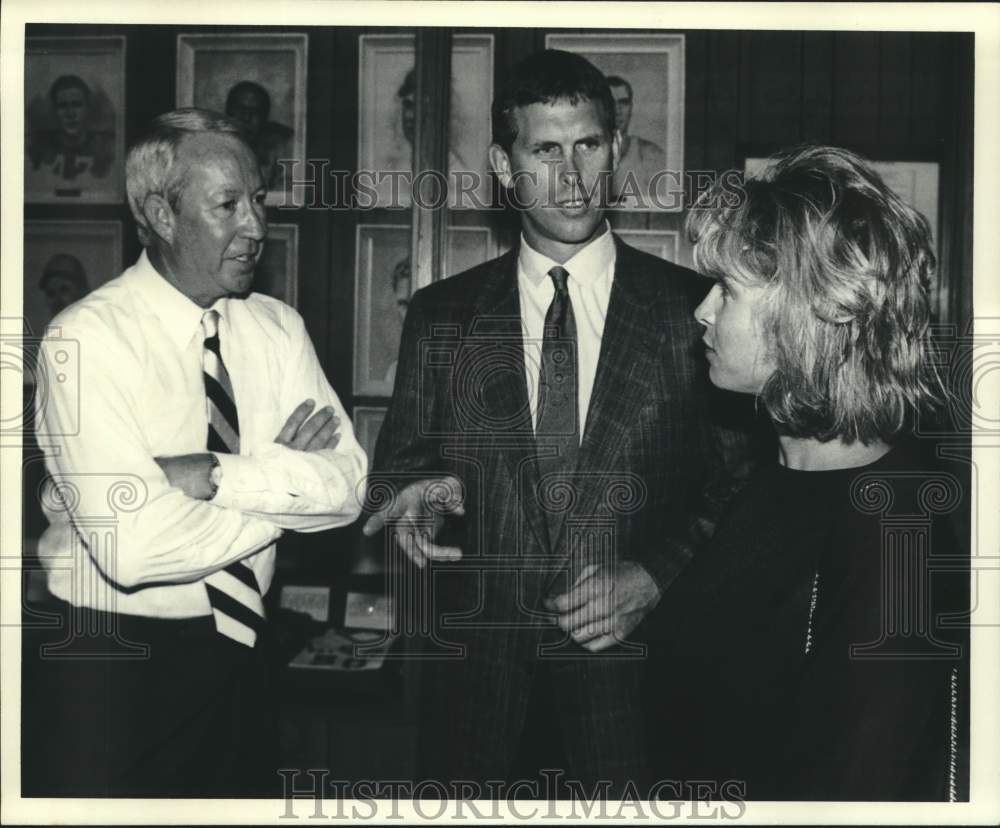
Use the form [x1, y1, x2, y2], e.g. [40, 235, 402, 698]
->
[275, 399, 341, 452]
[362, 475, 465, 568]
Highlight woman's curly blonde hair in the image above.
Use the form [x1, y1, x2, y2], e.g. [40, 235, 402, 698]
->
[687, 145, 947, 444]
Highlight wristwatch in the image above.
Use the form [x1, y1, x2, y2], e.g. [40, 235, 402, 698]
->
[206, 453, 222, 500]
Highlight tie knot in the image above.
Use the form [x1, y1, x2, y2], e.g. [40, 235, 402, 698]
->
[201, 309, 220, 339]
[548, 266, 570, 295]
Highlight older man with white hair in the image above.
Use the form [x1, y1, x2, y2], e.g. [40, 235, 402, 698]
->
[26, 108, 366, 797]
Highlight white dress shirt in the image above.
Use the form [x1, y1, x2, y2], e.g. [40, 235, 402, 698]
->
[35, 251, 367, 618]
[517, 223, 616, 436]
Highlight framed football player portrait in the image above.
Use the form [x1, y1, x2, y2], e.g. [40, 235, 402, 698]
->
[25, 36, 126, 204]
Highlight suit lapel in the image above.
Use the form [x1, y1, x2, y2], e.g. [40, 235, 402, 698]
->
[567, 239, 662, 534]
[471, 250, 551, 555]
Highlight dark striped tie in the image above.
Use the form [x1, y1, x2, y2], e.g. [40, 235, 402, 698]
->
[535, 266, 580, 549]
[202, 310, 265, 648]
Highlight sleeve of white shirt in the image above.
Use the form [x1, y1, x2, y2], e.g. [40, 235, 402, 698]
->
[36, 317, 282, 590]
[210, 304, 367, 532]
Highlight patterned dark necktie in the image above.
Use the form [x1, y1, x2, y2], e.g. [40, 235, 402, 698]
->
[202, 310, 265, 647]
[535, 266, 580, 547]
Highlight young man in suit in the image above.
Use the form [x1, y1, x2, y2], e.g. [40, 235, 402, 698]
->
[365, 49, 743, 796]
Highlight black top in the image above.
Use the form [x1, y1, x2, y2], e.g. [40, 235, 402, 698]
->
[656, 444, 968, 801]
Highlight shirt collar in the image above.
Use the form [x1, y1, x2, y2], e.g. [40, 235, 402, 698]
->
[127, 250, 221, 350]
[517, 221, 615, 289]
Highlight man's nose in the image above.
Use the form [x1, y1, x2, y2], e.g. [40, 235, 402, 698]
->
[560, 153, 581, 185]
[241, 201, 267, 240]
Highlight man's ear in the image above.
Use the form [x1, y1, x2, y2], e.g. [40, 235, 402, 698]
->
[141, 193, 175, 244]
[488, 143, 514, 189]
[610, 128, 622, 173]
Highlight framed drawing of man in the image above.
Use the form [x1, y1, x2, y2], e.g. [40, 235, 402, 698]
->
[443, 225, 496, 280]
[354, 224, 412, 397]
[23, 220, 123, 340]
[253, 223, 299, 307]
[25, 36, 126, 204]
[357, 33, 494, 208]
[546, 32, 685, 212]
[354, 223, 496, 396]
[176, 33, 308, 205]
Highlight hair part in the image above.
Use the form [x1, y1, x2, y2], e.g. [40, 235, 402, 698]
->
[687, 144, 946, 444]
[125, 108, 247, 244]
[491, 49, 616, 153]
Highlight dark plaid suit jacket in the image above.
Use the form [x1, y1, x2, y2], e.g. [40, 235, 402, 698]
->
[372, 235, 750, 788]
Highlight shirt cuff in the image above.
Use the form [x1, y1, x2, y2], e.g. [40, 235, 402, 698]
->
[212, 451, 270, 507]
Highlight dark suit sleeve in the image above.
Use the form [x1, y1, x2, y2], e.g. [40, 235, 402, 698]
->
[638, 273, 762, 595]
[641, 401, 758, 595]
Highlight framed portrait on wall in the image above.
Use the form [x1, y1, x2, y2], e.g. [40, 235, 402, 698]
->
[23, 220, 123, 340]
[24, 36, 126, 204]
[615, 229, 680, 263]
[176, 33, 308, 205]
[443, 225, 496, 279]
[352, 406, 387, 463]
[254, 223, 299, 307]
[545, 33, 685, 212]
[354, 223, 495, 396]
[357, 33, 494, 208]
[355, 224, 411, 396]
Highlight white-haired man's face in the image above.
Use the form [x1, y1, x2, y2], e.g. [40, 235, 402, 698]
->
[152, 133, 268, 307]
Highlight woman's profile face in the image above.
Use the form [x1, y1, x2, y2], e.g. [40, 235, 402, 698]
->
[694, 275, 775, 394]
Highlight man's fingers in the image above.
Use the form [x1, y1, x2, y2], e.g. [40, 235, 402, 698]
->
[302, 414, 340, 452]
[547, 568, 604, 613]
[291, 407, 335, 450]
[415, 533, 463, 562]
[581, 633, 618, 653]
[362, 479, 424, 536]
[363, 478, 465, 564]
[557, 591, 613, 633]
[275, 399, 315, 445]
[362, 490, 415, 537]
[423, 474, 466, 517]
[392, 524, 461, 568]
[362, 511, 388, 536]
[572, 563, 600, 586]
[397, 527, 428, 569]
[364, 518, 462, 566]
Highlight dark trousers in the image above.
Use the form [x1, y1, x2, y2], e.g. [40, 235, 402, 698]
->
[510, 655, 651, 799]
[22, 601, 278, 798]
[418, 648, 650, 798]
